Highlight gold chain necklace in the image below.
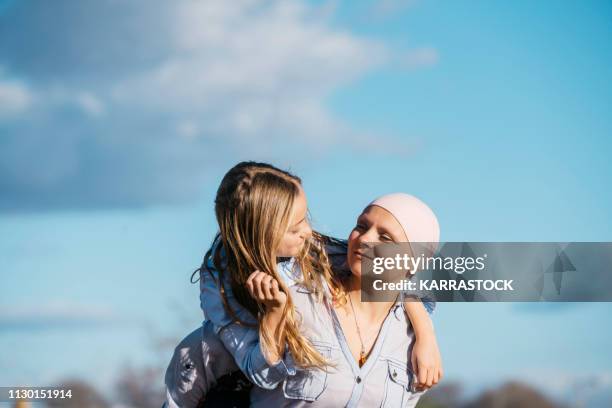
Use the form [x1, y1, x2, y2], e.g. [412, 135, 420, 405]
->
[347, 292, 367, 367]
[347, 291, 399, 368]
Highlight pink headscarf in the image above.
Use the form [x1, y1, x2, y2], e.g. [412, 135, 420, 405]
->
[368, 193, 440, 254]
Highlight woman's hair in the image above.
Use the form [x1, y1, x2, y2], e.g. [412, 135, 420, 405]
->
[199, 161, 340, 368]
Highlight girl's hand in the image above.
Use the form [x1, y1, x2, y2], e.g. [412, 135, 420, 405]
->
[246, 271, 287, 310]
[411, 332, 443, 391]
[246, 271, 288, 365]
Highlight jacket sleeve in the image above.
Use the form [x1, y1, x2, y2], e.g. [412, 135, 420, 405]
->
[199, 253, 295, 389]
[164, 324, 223, 407]
[420, 296, 436, 315]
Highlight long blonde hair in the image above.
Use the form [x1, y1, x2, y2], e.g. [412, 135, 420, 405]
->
[203, 161, 340, 368]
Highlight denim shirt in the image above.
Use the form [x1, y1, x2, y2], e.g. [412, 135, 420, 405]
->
[199, 255, 295, 389]
[198, 238, 435, 391]
[250, 276, 427, 407]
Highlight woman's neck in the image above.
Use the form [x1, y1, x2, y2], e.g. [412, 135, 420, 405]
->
[343, 275, 396, 319]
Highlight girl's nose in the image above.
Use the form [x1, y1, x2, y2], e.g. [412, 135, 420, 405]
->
[301, 223, 313, 240]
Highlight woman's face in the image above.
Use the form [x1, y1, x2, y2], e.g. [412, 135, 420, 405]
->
[347, 205, 407, 277]
[276, 185, 312, 258]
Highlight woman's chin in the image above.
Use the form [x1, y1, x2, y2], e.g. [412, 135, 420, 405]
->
[349, 261, 361, 277]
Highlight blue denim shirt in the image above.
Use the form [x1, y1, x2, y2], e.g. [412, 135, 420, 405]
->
[250, 277, 428, 407]
[199, 252, 295, 389]
[198, 238, 435, 390]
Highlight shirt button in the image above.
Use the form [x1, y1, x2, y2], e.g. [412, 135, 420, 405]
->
[356, 376, 362, 384]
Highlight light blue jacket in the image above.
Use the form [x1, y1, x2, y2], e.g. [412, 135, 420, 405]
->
[250, 271, 427, 407]
[199, 256, 296, 389]
[198, 237, 435, 390]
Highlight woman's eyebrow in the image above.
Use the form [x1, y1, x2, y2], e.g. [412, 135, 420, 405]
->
[378, 227, 392, 236]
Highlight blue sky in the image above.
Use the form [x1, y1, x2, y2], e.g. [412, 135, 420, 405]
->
[1, 0, 612, 404]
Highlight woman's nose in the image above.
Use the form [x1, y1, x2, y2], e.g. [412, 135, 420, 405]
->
[358, 228, 377, 245]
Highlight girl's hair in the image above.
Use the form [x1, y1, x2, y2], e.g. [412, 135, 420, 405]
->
[198, 161, 341, 368]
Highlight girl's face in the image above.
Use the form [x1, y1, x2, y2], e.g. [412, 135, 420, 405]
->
[347, 205, 407, 277]
[276, 185, 312, 258]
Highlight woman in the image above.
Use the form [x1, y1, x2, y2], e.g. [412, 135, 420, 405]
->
[165, 162, 441, 406]
[248, 192, 441, 407]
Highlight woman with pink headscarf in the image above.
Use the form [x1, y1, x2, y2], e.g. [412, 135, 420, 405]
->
[245, 192, 442, 407]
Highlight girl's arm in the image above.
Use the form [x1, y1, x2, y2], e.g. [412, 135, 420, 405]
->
[403, 300, 443, 390]
[200, 263, 295, 390]
[245, 270, 288, 365]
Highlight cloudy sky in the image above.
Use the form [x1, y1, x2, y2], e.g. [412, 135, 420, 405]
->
[1, 0, 612, 404]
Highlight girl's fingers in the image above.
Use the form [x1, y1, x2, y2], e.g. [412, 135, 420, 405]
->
[246, 271, 283, 303]
[246, 279, 254, 297]
[247, 271, 279, 301]
[246, 271, 259, 297]
[270, 279, 280, 299]
[426, 368, 434, 388]
[261, 275, 274, 300]
[418, 365, 428, 386]
[251, 272, 265, 300]
[432, 368, 439, 385]
[246, 271, 260, 290]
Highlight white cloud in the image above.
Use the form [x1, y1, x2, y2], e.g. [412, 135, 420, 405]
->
[110, 0, 386, 144]
[0, 78, 33, 117]
[0, 300, 119, 328]
[74, 91, 106, 117]
[0, 0, 422, 211]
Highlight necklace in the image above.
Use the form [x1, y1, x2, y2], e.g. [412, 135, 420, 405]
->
[347, 292, 367, 367]
[346, 291, 399, 368]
